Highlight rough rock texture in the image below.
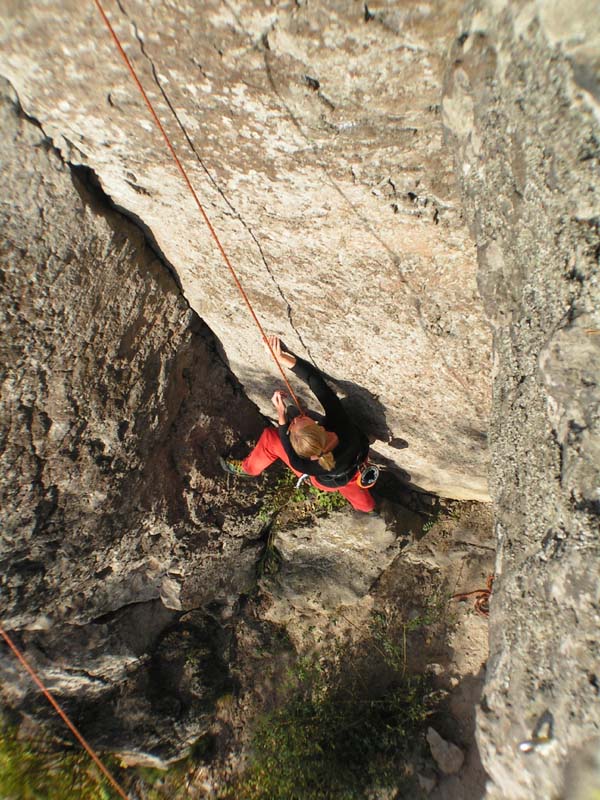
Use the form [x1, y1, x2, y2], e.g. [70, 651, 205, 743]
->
[197, 497, 494, 799]
[0, 0, 492, 500]
[427, 727, 465, 775]
[263, 509, 403, 648]
[0, 75, 434, 766]
[0, 78, 270, 760]
[3, 0, 598, 794]
[443, 1, 600, 797]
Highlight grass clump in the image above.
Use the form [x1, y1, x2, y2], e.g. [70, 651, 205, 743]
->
[0, 714, 215, 800]
[259, 470, 347, 525]
[0, 716, 114, 800]
[219, 613, 433, 800]
[306, 484, 348, 514]
[421, 515, 438, 533]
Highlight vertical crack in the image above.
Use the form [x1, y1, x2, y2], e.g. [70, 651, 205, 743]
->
[115, 0, 315, 362]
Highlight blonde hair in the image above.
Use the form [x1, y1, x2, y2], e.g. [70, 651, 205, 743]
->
[289, 420, 336, 471]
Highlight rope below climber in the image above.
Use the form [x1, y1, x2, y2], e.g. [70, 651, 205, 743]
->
[451, 574, 494, 617]
[220, 336, 378, 513]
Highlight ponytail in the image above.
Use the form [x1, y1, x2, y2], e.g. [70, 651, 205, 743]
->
[317, 451, 335, 471]
[289, 421, 336, 471]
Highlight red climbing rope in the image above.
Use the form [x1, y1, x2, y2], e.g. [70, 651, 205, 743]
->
[451, 574, 494, 617]
[92, 0, 303, 412]
[0, 622, 130, 800]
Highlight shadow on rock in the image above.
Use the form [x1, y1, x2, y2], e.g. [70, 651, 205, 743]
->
[325, 373, 394, 445]
[427, 667, 489, 800]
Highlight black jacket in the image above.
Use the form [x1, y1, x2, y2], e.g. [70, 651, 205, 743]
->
[277, 358, 369, 487]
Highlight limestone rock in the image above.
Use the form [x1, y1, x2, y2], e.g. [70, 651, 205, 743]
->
[263, 508, 399, 648]
[443, 1, 600, 797]
[427, 728, 465, 775]
[427, 727, 465, 775]
[0, 79, 265, 760]
[0, 0, 492, 500]
[2, 0, 597, 789]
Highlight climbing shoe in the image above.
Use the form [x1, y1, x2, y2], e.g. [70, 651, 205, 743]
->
[219, 456, 253, 479]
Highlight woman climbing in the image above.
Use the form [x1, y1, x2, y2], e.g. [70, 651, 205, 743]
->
[220, 336, 376, 513]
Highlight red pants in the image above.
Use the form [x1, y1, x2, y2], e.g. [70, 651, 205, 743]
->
[242, 426, 375, 513]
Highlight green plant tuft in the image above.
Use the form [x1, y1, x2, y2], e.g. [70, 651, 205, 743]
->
[0, 717, 114, 800]
[218, 611, 433, 800]
[306, 484, 348, 513]
[258, 469, 348, 525]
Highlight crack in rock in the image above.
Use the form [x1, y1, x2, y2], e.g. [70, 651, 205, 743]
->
[5, 81, 257, 415]
[116, 0, 315, 362]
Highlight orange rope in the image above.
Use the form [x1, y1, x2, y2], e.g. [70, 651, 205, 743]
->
[0, 623, 129, 800]
[451, 574, 494, 617]
[92, 0, 303, 412]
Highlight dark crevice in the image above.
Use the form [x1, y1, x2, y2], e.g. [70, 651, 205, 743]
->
[69, 163, 185, 295]
[61, 666, 110, 685]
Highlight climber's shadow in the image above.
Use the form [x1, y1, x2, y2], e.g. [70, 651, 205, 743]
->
[323, 375, 391, 443]
[322, 373, 412, 485]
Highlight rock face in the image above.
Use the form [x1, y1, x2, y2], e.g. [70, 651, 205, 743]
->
[0, 0, 492, 500]
[0, 72, 422, 766]
[443, 1, 600, 798]
[0, 78, 269, 759]
[263, 509, 402, 649]
[2, 0, 598, 794]
[427, 727, 465, 776]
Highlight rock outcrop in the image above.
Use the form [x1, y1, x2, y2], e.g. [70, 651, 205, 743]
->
[0, 0, 492, 500]
[443, 1, 600, 797]
[0, 71, 412, 765]
[1, 0, 598, 794]
[0, 78, 269, 759]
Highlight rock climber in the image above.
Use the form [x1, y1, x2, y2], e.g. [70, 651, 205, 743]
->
[220, 336, 376, 513]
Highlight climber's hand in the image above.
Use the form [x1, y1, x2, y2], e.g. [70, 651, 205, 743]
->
[265, 335, 296, 368]
[271, 390, 288, 423]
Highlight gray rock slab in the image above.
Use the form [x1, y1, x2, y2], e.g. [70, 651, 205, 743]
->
[427, 726, 466, 775]
[0, 0, 492, 499]
[443, 1, 600, 797]
[263, 509, 399, 648]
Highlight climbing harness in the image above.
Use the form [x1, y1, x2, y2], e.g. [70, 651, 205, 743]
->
[93, 0, 304, 414]
[451, 574, 494, 617]
[295, 461, 378, 491]
[0, 623, 129, 800]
